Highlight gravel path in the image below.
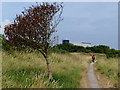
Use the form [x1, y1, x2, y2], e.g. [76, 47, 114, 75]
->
[88, 63, 101, 88]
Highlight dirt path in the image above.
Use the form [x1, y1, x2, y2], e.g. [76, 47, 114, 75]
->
[87, 63, 101, 88]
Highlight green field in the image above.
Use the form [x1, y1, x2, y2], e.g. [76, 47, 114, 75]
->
[2, 50, 90, 88]
[95, 54, 118, 88]
[2, 49, 118, 88]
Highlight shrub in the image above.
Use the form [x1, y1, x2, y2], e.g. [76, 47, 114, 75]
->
[50, 47, 68, 54]
[55, 44, 120, 58]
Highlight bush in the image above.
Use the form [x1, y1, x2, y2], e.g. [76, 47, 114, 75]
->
[2, 34, 34, 54]
[50, 47, 68, 54]
[105, 49, 120, 58]
[55, 43, 120, 58]
[2, 35, 14, 53]
[55, 43, 86, 52]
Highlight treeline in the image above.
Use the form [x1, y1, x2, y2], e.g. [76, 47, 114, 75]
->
[53, 43, 120, 58]
[1, 34, 120, 58]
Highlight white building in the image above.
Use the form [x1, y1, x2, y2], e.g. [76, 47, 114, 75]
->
[73, 42, 91, 47]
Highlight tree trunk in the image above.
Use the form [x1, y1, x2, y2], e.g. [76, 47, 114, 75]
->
[45, 56, 53, 81]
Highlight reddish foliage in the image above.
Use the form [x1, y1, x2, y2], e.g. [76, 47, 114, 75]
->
[4, 2, 63, 80]
[4, 2, 63, 56]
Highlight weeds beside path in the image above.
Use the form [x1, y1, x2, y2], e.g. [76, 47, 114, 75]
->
[95, 57, 118, 88]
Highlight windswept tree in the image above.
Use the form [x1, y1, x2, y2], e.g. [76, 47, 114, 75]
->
[4, 2, 63, 80]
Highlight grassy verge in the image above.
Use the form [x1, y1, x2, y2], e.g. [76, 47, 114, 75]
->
[2, 50, 89, 88]
[95, 55, 118, 88]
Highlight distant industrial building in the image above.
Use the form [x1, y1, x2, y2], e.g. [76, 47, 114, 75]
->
[53, 36, 59, 46]
[51, 36, 59, 46]
[62, 40, 69, 44]
[62, 40, 91, 47]
[73, 42, 91, 47]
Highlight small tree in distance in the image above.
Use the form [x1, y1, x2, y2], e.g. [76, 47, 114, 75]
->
[4, 2, 63, 80]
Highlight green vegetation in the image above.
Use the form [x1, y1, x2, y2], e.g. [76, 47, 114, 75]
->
[0, 34, 4, 49]
[54, 43, 86, 52]
[50, 47, 68, 54]
[1, 34, 118, 88]
[4, 2, 64, 81]
[2, 49, 89, 88]
[95, 55, 118, 88]
[1, 34, 89, 88]
[87, 45, 120, 58]
[54, 43, 120, 58]
[1, 34, 120, 58]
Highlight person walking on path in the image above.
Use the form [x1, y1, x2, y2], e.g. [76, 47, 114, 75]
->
[92, 55, 95, 64]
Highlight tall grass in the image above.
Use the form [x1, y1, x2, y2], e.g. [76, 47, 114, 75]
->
[2, 50, 61, 88]
[0, 51, 2, 89]
[2, 50, 89, 88]
[51, 53, 90, 88]
[95, 55, 118, 88]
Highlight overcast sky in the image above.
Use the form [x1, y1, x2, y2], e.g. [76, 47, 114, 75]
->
[1, 2, 118, 49]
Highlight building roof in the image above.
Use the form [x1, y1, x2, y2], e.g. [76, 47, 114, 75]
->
[73, 42, 91, 44]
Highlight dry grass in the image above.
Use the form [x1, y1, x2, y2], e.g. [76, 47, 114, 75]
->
[0, 51, 2, 89]
[70, 53, 90, 88]
[3, 49, 117, 88]
[95, 55, 118, 88]
[2, 50, 61, 88]
[50, 52, 90, 88]
[2, 50, 90, 88]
